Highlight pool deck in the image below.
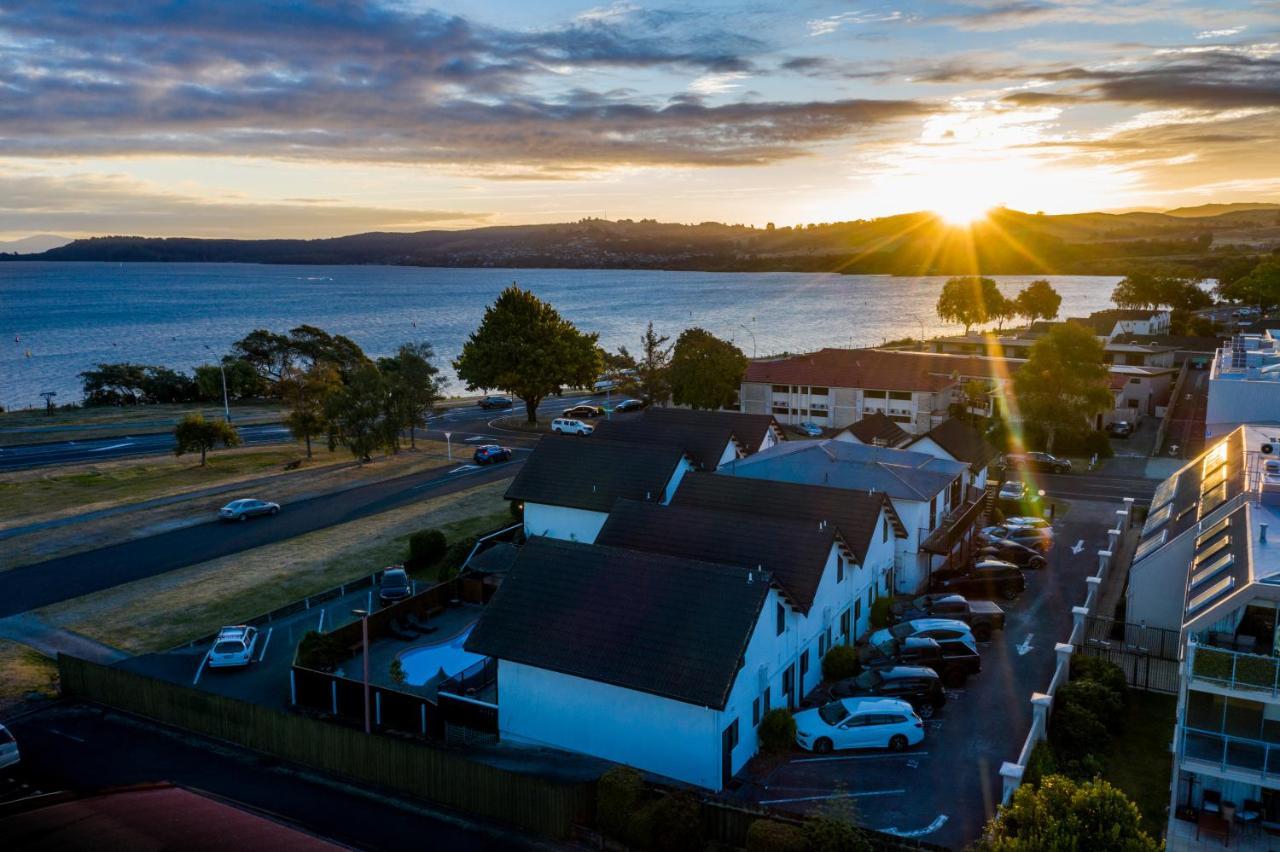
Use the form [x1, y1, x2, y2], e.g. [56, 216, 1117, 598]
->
[350, 603, 484, 699]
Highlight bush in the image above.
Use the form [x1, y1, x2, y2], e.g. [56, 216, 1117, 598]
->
[869, 596, 892, 630]
[746, 819, 807, 852]
[296, 631, 349, 672]
[759, 708, 797, 754]
[597, 766, 645, 839]
[439, 536, 480, 579]
[1055, 680, 1124, 733]
[821, 644, 859, 682]
[648, 792, 705, 852]
[803, 796, 871, 852]
[1049, 700, 1109, 770]
[1022, 740, 1057, 789]
[1070, 656, 1128, 696]
[975, 775, 1159, 851]
[405, 529, 447, 572]
[509, 499, 524, 520]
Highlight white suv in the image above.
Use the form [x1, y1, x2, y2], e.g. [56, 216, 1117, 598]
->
[867, 618, 977, 653]
[794, 697, 924, 754]
[208, 625, 259, 668]
[552, 418, 593, 435]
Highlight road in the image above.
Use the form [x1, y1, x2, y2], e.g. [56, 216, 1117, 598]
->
[2, 703, 548, 851]
[1035, 470, 1158, 504]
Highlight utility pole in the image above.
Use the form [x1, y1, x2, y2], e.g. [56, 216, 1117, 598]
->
[352, 608, 371, 734]
[219, 362, 231, 422]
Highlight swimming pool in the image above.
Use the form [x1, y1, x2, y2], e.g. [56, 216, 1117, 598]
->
[398, 625, 484, 686]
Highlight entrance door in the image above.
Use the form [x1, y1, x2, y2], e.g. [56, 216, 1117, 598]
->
[721, 719, 739, 788]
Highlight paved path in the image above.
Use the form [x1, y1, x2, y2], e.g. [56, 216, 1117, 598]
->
[0, 613, 127, 664]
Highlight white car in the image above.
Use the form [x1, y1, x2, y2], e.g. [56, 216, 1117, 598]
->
[0, 723, 19, 770]
[207, 625, 259, 668]
[1005, 516, 1051, 530]
[218, 498, 280, 522]
[867, 619, 977, 653]
[998, 480, 1027, 500]
[794, 697, 925, 754]
[551, 418, 594, 435]
[797, 422, 823, 437]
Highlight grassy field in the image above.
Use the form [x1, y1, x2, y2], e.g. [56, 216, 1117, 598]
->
[36, 480, 511, 653]
[0, 401, 286, 446]
[1104, 690, 1177, 838]
[0, 639, 59, 716]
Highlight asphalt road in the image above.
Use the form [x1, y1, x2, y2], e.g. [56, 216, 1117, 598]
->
[2, 704, 547, 851]
[0, 455, 525, 618]
[1034, 470, 1158, 504]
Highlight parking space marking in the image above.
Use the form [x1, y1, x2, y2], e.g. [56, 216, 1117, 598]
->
[1071, 539, 1084, 554]
[192, 650, 210, 685]
[48, 728, 85, 743]
[880, 815, 949, 838]
[1016, 634, 1034, 656]
[760, 789, 905, 805]
[792, 751, 928, 764]
[258, 627, 273, 662]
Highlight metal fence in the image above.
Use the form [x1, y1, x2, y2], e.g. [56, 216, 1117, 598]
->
[1075, 615, 1181, 693]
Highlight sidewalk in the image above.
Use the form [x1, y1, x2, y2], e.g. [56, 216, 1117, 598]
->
[0, 613, 127, 664]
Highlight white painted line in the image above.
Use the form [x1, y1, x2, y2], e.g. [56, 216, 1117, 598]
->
[258, 627, 273, 662]
[89, 442, 134, 452]
[449, 465, 480, 473]
[317, 609, 325, 632]
[1016, 634, 1034, 656]
[192, 650, 210, 685]
[463, 436, 487, 442]
[1071, 539, 1085, 555]
[792, 752, 928, 764]
[760, 789, 905, 805]
[48, 728, 85, 743]
[880, 815, 949, 838]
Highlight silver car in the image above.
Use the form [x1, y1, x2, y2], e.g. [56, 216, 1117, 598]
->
[0, 723, 19, 770]
[219, 498, 280, 522]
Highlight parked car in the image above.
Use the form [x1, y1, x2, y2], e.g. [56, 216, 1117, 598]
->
[979, 537, 1048, 570]
[807, 666, 946, 718]
[998, 480, 1027, 501]
[866, 618, 977, 653]
[1004, 451, 1071, 474]
[472, 444, 512, 464]
[379, 567, 412, 605]
[218, 498, 280, 522]
[477, 395, 513, 410]
[931, 559, 1026, 601]
[797, 422, 823, 437]
[562, 404, 604, 419]
[551, 418, 594, 435]
[208, 625, 259, 668]
[887, 593, 1006, 641]
[858, 636, 980, 686]
[981, 524, 1054, 553]
[1005, 516, 1051, 529]
[0, 723, 19, 770]
[613, 398, 646, 413]
[794, 697, 924, 754]
[1106, 420, 1134, 438]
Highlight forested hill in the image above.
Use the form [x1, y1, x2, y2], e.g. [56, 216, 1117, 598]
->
[6, 206, 1279, 276]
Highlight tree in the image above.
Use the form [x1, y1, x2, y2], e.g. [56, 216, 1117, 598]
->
[287, 324, 370, 377]
[453, 284, 601, 423]
[173, 413, 241, 466]
[1112, 268, 1209, 311]
[1219, 259, 1280, 313]
[974, 775, 1159, 851]
[668, 328, 747, 410]
[79, 363, 149, 406]
[194, 359, 266, 402]
[1012, 324, 1113, 454]
[631, 322, 673, 406]
[282, 362, 341, 458]
[380, 342, 443, 449]
[936, 276, 1005, 334]
[325, 363, 389, 463]
[1014, 280, 1062, 323]
[231, 329, 293, 387]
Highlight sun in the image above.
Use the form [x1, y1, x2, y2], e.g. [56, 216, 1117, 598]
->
[932, 197, 993, 227]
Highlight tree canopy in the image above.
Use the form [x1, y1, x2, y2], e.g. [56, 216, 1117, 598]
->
[1014, 280, 1062, 323]
[936, 276, 1008, 334]
[379, 342, 443, 449]
[1012, 323, 1112, 453]
[668, 328, 746, 410]
[975, 775, 1159, 851]
[282, 362, 341, 458]
[231, 324, 370, 391]
[1111, 269, 1210, 311]
[1218, 258, 1280, 313]
[631, 322, 673, 406]
[173, 414, 241, 466]
[453, 284, 601, 423]
[80, 363, 198, 406]
[324, 363, 389, 462]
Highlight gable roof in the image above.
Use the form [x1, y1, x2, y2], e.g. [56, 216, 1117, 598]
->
[465, 537, 769, 709]
[722, 438, 966, 503]
[845, 412, 911, 448]
[596, 499, 839, 613]
[909, 418, 998, 472]
[644, 407, 781, 453]
[505, 434, 685, 513]
[743, 348, 1021, 392]
[671, 471, 906, 563]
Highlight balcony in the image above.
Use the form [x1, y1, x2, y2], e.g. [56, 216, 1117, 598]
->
[920, 485, 988, 556]
[1189, 641, 1280, 699]
[1181, 726, 1280, 781]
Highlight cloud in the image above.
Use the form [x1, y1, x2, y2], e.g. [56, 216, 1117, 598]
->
[688, 71, 749, 95]
[807, 9, 909, 37]
[1196, 27, 1245, 39]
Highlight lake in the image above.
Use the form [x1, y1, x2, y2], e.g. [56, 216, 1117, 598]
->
[0, 263, 1121, 409]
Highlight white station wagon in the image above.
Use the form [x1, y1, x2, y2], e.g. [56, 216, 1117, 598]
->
[208, 625, 259, 668]
[794, 697, 925, 754]
[551, 418, 593, 436]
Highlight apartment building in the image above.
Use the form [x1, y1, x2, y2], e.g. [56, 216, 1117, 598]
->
[1207, 333, 1280, 440]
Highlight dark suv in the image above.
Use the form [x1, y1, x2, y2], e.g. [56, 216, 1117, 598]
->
[1005, 451, 1071, 474]
[477, 395, 513, 410]
[858, 636, 980, 687]
[978, 537, 1048, 569]
[808, 666, 946, 718]
[981, 525, 1054, 554]
[931, 559, 1026, 600]
[378, 567, 412, 605]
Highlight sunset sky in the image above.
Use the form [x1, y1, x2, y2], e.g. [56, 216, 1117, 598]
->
[1, 0, 1278, 239]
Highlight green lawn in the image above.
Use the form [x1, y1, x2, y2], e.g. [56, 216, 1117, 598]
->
[1104, 690, 1177, 838]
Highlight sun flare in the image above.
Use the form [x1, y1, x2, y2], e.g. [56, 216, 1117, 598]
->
[932, 198, 993, 227]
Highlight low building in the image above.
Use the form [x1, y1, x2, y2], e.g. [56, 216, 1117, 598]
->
[1107, 365, 1178, 426]
[1207, 333, 1280, 440]
[934, 333, 1175, 368]
[592, 407, 782, 468]
[835, 412, 912, 448]
[1078, 308, 1171, 338]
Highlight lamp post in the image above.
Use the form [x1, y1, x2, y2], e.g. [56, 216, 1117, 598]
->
[444, 431, 452, 461]
[352, 608, 371, 734]
[204, 345, 231, 422]
[739, 323, 757, 358]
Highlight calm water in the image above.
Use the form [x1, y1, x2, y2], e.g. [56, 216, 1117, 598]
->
[0, 262, 1121, 410]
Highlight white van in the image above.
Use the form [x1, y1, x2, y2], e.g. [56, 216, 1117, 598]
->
[551, 418, 593, 435]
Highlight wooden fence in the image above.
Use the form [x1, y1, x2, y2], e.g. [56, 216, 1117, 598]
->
[695, 796, 949, 851]
[58, 654, 594, 839]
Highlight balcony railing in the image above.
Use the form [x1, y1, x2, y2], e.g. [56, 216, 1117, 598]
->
[1181, 725, 1280, 779]
[920, 486, 988, 556]
[1188, 641, 1280, 698]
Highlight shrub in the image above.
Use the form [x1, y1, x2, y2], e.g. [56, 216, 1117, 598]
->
[296, 631, 349, 672]
[803, 796, 872, 852]
[869, 596, 892, 630]
[439, 536, 480, 579]
[389, 658, 406, 686]
[1049, 700, 1109, 771]
[975, 775, 1159, 851]
[1070, 656, 1128, 696]
[746, 819, 807, 852]
[648, 792, 705, 852]
[509, 499, 524, 520]
[758, 708, 797, 754]
[1022, 740, 1057, 789]
[1055, 680, 1124, 733]
[597, 766, 645, 839]
[405, 529, 447, 572]
[821, 645, 859, 682]
[1192, 646, 1235, 681]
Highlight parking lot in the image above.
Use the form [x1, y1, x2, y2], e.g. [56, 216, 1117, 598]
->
[736, 498, 1126, 847]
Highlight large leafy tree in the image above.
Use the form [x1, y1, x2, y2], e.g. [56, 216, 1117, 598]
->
[194, 360, 265, 402]
[668, 328, 747, 410]
[631, 322, 673, 406]
[282, 362, 342, 458]
[231, 325, 370, 392]
[1013, 323, 1113, 453]
[79, 363, 150, 406]
[1014, 280, 1062, 323]
[173, 413, 241, 466]
[1112, 269, 1210, 311]
[975, 775, 1159, 851]
[324, 363, 389, 463]
[937, 276, 1006, 334]
[231, 329, 293, 386]
[1219, 258, 1280, 313]
[453, 284, 601, 423]
[379, 342, 443, 449]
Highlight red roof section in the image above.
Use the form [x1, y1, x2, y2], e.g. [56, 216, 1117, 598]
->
[744, 348, 1022, 391]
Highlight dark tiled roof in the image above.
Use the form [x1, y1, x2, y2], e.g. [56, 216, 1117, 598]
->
[467, 541, 519, 575]
[590, 416, 732, 470]
[910, 418, 999, 472]
[671, 471, 905, 563]
[596, 499, 838, 613]
[845, 412, 910, 448]
[743, 348, 1021, 392]
[504, 434, 685, 512]
[1089, 309, 1165, 322]
[1112, 333, 1223, 352]
[643, 407, 781, 454]
[465, 537, 768, 709]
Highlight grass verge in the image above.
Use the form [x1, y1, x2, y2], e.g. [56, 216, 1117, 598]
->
[0, 639, 59, 716]
[35, 479, 511, 654]
[1104, 690, 1177, 838]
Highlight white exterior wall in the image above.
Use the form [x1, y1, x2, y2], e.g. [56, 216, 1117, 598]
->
[1126, 536, 1197, 631]
[909, 435, 989, 491]
[888, 497, 930, 593]
[663, 457, 694, 502]
[1207, 375, 1280, 440]
[522, 503, 608, 543]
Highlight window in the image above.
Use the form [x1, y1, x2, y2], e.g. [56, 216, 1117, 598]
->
[864, 389, 886, 399]
[772, 405, 790, 415]
[819, 634, 827, 657]
[883, 516, 889, 542]
[866, 588, 874, 609]
[950, 478, 962, 508]
[800, 648, 810, 680]
[725, 719, 739, 751]
[840, 608, 851, 640]
[772, 385, 790, 394]
[889, 391, 912, 401]
[929, 496, 937, 530]
[837, 555, 845, 583]
[776, 602, 786, 635]
[811, 386, 829, 395]
[764, 686, 771, 712]
[782, 665, 795, 705]
[753, 698, 761, 727]
[854, 599, 862, 626]
[1129, 377, 1141, 384]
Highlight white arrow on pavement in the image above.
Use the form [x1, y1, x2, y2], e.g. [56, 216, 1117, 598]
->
[1071, 539, 1084, 555]
[1017, 634, 1034, 656]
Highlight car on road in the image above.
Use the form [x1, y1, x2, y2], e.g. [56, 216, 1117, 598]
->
[562, 404, 604, 419]
[859, 636, 980, 686]
[613, 398, 646, 413]
[866, 618, 977, 653]
[1004, 451, 1072, 474]
[998, 480, 1027, 501]
[208, 625, 259, 668]
[472, 444, 512, 464]
[794, 697, 924, 754]
[379, 567, 412, 605]
[932, 558, 1026, 601]
[551, 418, 594, 435]
[979, 537, 1048, 570]
[476, 395, 513, 410]
[0, 723, 19, 769]
[982, 524, 1054, 552]
[218, 498, 280, 522]
[887, 593, 1006, 640]
[806, 666, 946, 718]
[797, 422, 823, 437]
[1106, 420, 1134, 438]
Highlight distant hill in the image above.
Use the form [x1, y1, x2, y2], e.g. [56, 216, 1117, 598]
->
[5, 207, 1278, 276]
[0, 234, 71, 253]
[1164, 203, 1280, 218]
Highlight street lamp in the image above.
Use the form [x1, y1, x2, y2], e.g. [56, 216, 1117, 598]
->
[204, 345, 231, 422]
[352, 608, 371, 734]
[739, 324, 757, 358]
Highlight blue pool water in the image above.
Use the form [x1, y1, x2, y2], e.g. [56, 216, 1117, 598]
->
[398, 625, 483, 686]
